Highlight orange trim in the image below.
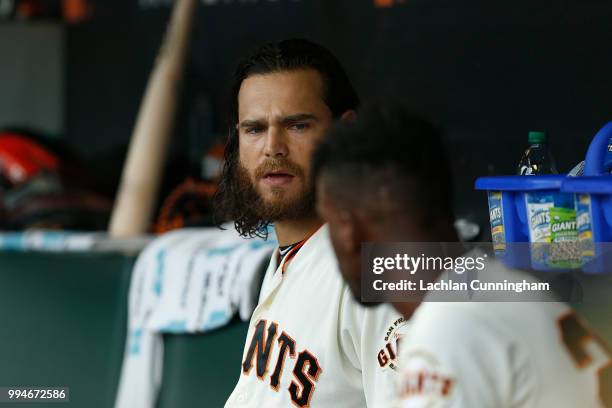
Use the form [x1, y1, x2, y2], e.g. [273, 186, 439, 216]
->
[280, 224, 323, 275]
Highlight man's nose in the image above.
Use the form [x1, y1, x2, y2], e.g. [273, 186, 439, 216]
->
[264, 126, 289, 158]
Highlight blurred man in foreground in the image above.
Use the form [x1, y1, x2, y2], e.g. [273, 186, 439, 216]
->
[313, 104, 611, 407]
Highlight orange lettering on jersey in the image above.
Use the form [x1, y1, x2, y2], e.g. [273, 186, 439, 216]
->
[377, 339, 399, 368]
[441, 378, 454, 396]
[417, 372, 425, 393]
[559, 312, 593, 368]
[557, 312, 612, 407]
[399, 371, 454, 399]
[379, 317, 406, 371]
[386, 342, 397, 359]
[242, 319, 278, 380]
[289, 350, 322, 408]
[378, 349, 389, 367]
[598, 361, 612, 407]
[241, 321, 322, 405]
[270, 331, 296, 391]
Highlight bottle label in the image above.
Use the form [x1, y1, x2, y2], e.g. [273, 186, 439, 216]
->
[575, 194, 595, 262]
[525, 193, 553, 243]
[487, 191, 505, 253]
[525, 192, 581, 269]
[549, 206, 581, 268]
[525, 192, 553, 268]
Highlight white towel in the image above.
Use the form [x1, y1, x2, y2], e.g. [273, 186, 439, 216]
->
[114, 224, 275, 408]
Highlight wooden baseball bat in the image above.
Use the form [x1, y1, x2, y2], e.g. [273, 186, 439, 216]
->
[109, 0, 197, 238]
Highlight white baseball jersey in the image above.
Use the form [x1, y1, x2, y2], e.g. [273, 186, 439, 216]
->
[396, 258, 611, 408]
[226, 224, 407, 407]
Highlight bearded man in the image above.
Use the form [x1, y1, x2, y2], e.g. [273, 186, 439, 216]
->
[216, 39, 406, 407]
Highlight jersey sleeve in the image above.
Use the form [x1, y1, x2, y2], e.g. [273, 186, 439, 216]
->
[395, 303, 535, 408]
[339, 287, 409, 407]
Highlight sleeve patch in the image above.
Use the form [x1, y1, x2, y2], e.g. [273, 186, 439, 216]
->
[397, 350, 455, 405]
[377, 317, 410, 371]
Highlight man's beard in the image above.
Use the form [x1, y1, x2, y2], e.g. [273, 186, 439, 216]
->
[233, 158, 316, 222]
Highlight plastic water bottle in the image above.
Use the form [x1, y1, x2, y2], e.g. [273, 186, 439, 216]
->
[517, 131, 558, 175]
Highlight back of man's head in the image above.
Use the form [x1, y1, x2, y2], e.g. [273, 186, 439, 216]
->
[313, 104, 455, 238]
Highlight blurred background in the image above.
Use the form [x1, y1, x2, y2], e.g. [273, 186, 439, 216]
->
[1, 2, 611, 407]
[1, 0, 611, 235]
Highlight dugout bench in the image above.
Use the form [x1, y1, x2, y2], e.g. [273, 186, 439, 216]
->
[0, 251, 248, 408]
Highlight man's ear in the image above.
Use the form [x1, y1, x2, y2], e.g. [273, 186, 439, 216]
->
[340, 110, 357, 122]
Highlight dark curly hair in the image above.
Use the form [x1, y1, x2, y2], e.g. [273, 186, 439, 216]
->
[312, 103, 455, 227]
[213, 38, 360, 238]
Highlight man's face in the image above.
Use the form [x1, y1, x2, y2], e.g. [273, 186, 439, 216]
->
[236, 69, 333, 221]
[316, 180, 363, 301]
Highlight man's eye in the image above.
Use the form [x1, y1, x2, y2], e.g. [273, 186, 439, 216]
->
[289, 123, 310, 131]
[246, 127, 263, 135]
